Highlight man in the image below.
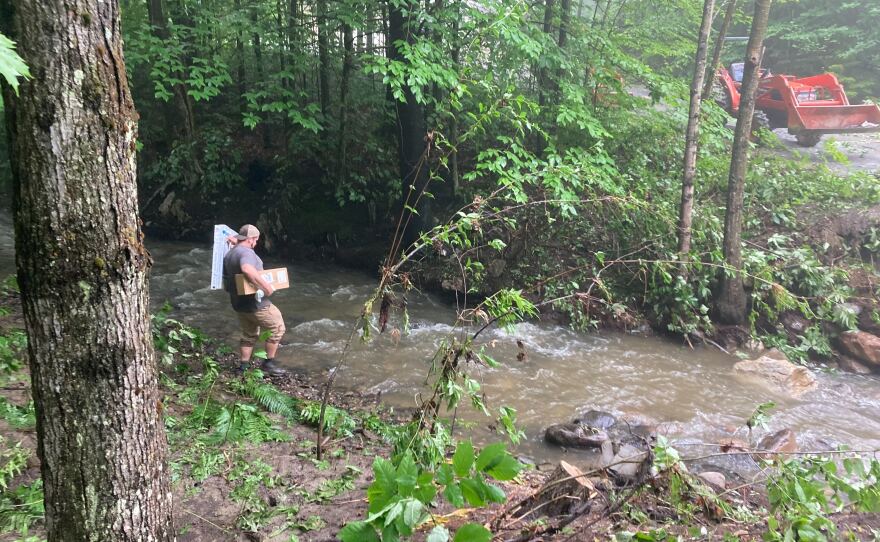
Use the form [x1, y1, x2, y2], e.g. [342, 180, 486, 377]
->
[223, 224, 288, 376]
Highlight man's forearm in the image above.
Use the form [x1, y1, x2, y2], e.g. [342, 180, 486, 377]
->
[242, 267, 275, 294]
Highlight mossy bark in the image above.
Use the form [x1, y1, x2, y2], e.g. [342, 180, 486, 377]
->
[1, 1, 174, 540]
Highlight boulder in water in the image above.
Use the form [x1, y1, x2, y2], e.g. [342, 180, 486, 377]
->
[835, 331, 880, 369]
[544, 423, 610, 449]
[756, 428, 798, 460]
[733, 349, 817, 397]
[574, 410, 617, 429]
[836, 355, 874, 375]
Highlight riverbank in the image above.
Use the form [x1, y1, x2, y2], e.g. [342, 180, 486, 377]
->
[2, 283, 879, 541]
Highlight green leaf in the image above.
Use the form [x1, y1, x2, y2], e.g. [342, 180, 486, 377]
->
[0, 32, 29, 94]
[368, 457, 398, 513]
[453, 440, 475, 477]
[427, 526, 450, 542]
[396, 453, 418, 496]
[486, 454, 522, 481]
[453, 523, 491, 542]
[436, 464, 454, 486]
[338, 521, 380, 542]
[443, 482, 464, 507]
[402, 498, 424, 528]
[460, 478, 486, 507]
[475, 443, 506, 472]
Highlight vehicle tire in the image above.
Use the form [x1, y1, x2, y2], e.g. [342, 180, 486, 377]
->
[752, 109, 770, 132]
[795, 132, 822, 147]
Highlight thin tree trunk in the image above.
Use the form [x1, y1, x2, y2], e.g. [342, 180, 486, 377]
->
[450, 2, 461, 197]
[235, 0, 246, 115]
[317, 0, 331, 117]
[702, 0, 738, 100]
[677, 0, 716, 272]
[388, 0, 431, 246]
[554, 0, 570, 138]
[147, 0, 197, 146]
[717, 0, 773, 325]
[536, 0, 555, 154]
[1, 1, 173, 540]
[338, 21, 354, 184]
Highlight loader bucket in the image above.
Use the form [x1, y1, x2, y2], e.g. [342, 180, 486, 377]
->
[791, 103, 880, 134]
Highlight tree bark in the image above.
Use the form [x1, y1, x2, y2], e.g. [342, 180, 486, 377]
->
[677, 0, 716, 271]
[1, 1, 174, 540]
[388, 0, 431, 246]
[147, 0, 197, 146]
[717, 0, 772, 325]
[536, 0, 555, 154]
[337, 21, 354, 184]
[702, 0, 738, 101]
[317, 0, 331, 117]
[235, 0, 247, 115]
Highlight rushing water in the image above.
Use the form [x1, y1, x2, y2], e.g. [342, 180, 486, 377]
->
[2, 212, 879, 465]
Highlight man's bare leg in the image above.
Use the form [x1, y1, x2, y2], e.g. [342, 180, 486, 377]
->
[266, 341, 279, 359]
[240, 344, 254, 362]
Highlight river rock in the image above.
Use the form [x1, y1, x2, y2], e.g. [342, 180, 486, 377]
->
[836, 355, 874, 375]
[733, 349, 818, 397]
[780, 311, 810, 334]
[697, 471, 727, 492]
[835, 331, 880, 369]
[718, 438, 750, 454]
[544, 423, 610, 449]
[609, 443, 649, 480]
[574, 410, 617, 429]
[756, 428, 798, 460]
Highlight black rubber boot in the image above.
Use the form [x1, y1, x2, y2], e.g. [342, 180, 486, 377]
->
[261, 359, 288, 376]
[236, 361, 251, 374]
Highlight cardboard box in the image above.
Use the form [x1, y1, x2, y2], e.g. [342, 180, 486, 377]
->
[235, 267, 290, 295]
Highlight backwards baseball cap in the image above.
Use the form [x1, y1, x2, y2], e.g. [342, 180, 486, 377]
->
[236, 224, 260, 240]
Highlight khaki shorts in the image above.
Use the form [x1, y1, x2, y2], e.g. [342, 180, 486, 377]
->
[237, 304, 286, 347]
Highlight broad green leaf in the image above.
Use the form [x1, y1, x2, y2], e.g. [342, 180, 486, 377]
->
[427, 525, 450, 542]
[368, 457, 398, 513]
[443, 482, 464, 507]
[475, 443, 506, 472]
[338, 521, 380, 542]
[453, 440, 475, 477]
[453, 523, 491, 542]
[396, 454, 418, 496]
[486, 454, 523, 481]
[460, 478, 486, 507]
[402, 498, 424, 528]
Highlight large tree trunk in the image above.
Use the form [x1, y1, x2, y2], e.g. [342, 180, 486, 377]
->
[1, 1, 174, 540]
[702, 0, 738, 100]
[717, 0, 773, 325]
[388, 0, 431, 246]
[677, 0, 716, 270]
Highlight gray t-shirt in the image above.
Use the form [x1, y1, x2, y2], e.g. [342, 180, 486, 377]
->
[223, 245, 271, 313]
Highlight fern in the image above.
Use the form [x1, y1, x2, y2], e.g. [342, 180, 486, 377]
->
[195, 402, 289, 445]
[0, 479, 43, 536]
[238, 371, 301, 418]
[0, 399, 35, 430]
[0, 440, 28, 490]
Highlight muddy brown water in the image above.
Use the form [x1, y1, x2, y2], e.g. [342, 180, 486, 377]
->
[1, 210, 879, 468]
